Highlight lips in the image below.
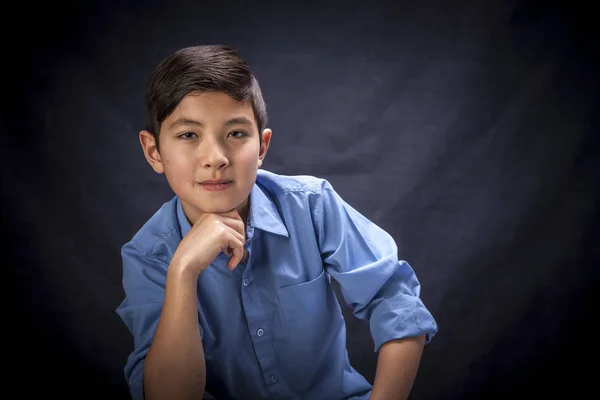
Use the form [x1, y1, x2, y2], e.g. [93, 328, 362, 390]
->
[199, 180, 232, 192]
[201, 180, 231, 184]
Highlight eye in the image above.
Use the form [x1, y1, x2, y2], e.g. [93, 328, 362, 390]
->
[178, 132, 197, 140]
[229, 130, 248, 138]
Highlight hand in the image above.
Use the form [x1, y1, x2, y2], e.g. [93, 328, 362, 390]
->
[171, 209, 246, 276]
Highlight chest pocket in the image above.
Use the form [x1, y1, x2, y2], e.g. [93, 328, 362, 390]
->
[276, 269, 344, 348]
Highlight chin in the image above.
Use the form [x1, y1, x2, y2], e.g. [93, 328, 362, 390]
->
[200, 197, 247, 214]
[205, 205, 237, 214]
[192, 201, 231, 213]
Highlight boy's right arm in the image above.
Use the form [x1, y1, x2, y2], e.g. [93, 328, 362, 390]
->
[118, 210, 246, 400]
[142, 260, 207, 400]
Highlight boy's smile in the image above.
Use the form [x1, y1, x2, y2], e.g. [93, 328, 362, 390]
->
[198, 180, 233, 191]
[139, 91, 272, 225]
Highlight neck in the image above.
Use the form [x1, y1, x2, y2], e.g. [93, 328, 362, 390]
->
[236, 197, 250, 230]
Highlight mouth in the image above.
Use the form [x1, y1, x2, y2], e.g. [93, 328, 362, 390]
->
[199, 180, 232, 192]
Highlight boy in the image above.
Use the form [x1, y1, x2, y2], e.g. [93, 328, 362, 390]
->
[116, 44, 438, 400]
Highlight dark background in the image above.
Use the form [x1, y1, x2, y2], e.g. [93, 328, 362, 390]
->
[2, 0, 598, 398]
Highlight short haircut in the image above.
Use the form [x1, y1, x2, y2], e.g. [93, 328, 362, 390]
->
[145, 45, 268, 149]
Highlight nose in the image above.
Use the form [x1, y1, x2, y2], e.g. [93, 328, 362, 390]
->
[198, 139, 229, 169]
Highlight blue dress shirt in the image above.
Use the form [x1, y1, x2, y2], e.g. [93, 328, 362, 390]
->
[116, 169, 438, 400]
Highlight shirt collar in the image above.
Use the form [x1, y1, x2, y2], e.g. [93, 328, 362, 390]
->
[176, 182, 289, 239]
[249, 181, 289, 237]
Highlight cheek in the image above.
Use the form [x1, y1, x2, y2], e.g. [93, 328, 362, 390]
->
[234, 150, 259, 179]
[236, 145, 259, 165]
[163, 153, 194, 175]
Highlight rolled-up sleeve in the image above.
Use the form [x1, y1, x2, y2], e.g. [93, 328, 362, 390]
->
[116, 241, 168, 400]
[313, 179, 438, 352]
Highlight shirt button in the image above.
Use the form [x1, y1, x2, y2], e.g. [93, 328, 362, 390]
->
[256, 328, 264, 337]
[270, 375, 277, 383]
[243, 279, 250, 287]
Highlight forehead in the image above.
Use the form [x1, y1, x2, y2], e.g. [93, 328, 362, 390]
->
[164, 92, 256, 128]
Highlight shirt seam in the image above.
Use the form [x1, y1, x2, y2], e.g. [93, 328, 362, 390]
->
[129, 226, 178, 261]
[278, 176, 321, 196]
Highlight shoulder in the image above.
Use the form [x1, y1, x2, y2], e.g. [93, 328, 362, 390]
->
[256, 169, 327, 198]
[123, 196, 181, 262]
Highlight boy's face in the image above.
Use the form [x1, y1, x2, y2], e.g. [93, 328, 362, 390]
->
[139, 91, 272, 224]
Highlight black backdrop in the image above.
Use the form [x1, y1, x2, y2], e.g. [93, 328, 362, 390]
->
[2, 0, 598, 399]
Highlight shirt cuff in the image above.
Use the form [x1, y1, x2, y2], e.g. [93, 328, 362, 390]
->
[370, 295, 438, 352]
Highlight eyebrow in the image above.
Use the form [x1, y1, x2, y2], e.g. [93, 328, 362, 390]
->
[168, 116, 254, 130]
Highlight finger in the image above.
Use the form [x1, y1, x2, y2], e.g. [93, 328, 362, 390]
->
[218, 217, 246, 238]
[221, 222, 245, 243]
[226, 237, 244, 270]
[225, 248, 249, 264]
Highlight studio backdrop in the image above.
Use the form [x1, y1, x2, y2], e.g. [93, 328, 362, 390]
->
[2, 0, 598, 399]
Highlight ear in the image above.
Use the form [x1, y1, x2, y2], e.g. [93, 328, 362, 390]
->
[258, 129, 272, 168]
[139, 130, 165, 174]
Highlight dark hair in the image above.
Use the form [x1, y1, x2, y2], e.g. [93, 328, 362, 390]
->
[145, 45, 268, 149]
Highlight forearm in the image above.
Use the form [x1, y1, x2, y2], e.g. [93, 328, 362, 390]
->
[144, 264, 206, 400]
[369, 335, 426, 400]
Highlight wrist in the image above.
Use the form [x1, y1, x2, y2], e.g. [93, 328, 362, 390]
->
[168, 256, 203, 281]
